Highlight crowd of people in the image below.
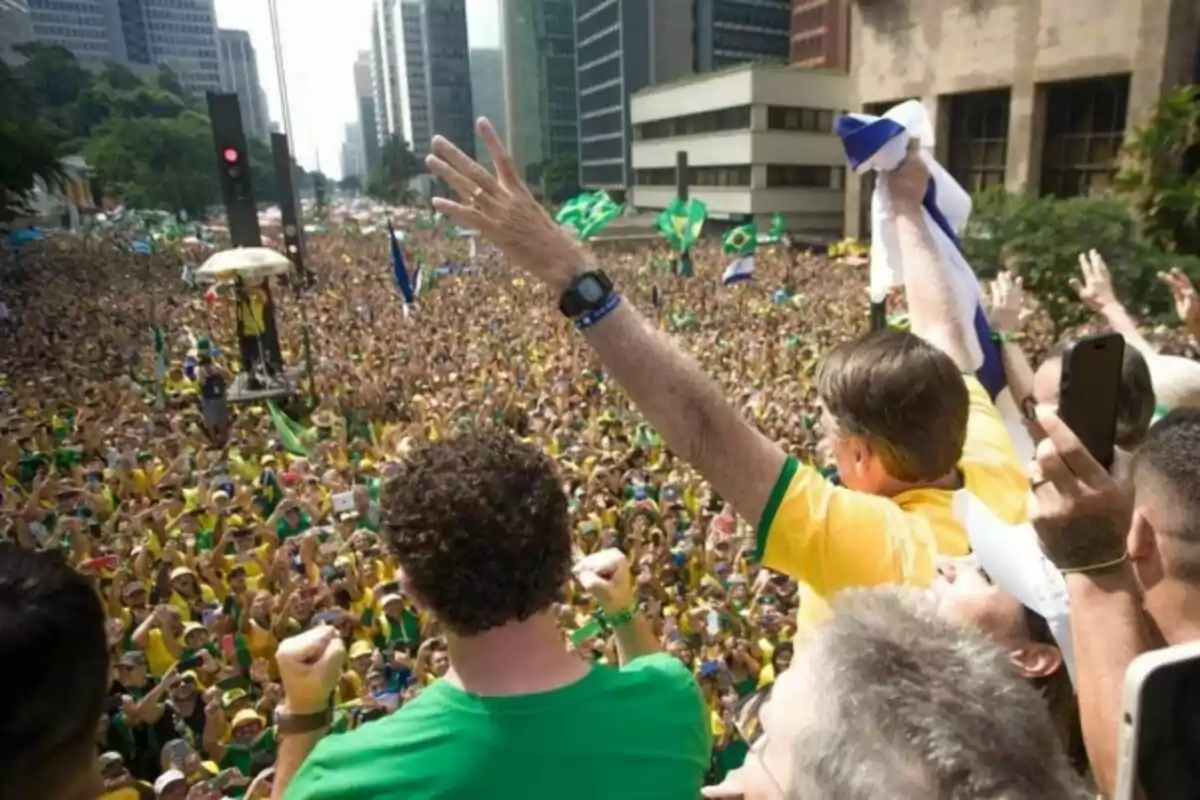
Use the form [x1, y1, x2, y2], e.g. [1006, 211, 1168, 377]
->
[3, 118, 1200, 799]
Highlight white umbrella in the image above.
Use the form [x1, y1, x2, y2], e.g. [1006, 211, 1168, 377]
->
[196, 247, 292, 283]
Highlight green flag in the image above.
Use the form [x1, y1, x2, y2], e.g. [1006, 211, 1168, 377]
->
[767, 212, 786, 242]
[722, 224, 757, 256]
[268, 401, 311, 457]
[556, 192, 596, 229]
[656, 197, 708, 253]
[577, 192, 624, 239]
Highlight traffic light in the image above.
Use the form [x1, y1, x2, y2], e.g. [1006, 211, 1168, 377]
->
[218, 144, 254, 203]
[206, 92, 261, 248]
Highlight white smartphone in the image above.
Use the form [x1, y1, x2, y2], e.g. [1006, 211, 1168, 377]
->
[331, 491, 355, 514]
[1114, 641, 1200, 799]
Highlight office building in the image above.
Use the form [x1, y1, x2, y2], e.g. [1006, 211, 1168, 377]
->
[845, 0, 1199, 238]
[631, 63, 849, 236]
[790, 0, 849, 69]
[27, 0, 222, 93]
[130, 0, 223, 93]
[341, 122, 366, 181]
[371, 0, 471, 159]
[369, 4, 395, 148]
[26, 0, 124, 62]
[500, 0, 577, 185]
[354, 50, 381, 176]
[219, 29, 270, 142]
[695, 0, 791, 73]
[575, 0, 694, 194]
[422, 0, 473, 159]
[0, 0, 35, 63]
[575, 0, 795, 195]
[399, 0, 432, 157]
[470, 48, 505, 167]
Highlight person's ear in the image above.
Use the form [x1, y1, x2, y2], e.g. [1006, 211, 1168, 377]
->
[1128, 507, 1158, 562]
[1008, 642, 1062, 679]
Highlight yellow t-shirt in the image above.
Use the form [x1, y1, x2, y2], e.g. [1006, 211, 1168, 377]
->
[221, 543, 273, 579]
[143, 628, 176, 677]
[169, 585, 217, 621]
[758, 376, 1028, 632]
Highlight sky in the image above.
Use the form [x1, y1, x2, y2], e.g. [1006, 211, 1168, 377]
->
[213, 0, 501, 179]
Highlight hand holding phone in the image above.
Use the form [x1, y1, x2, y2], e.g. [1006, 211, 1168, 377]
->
[1058, 332, 1125, 469]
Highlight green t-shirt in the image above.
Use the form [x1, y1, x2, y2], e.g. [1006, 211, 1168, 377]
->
[276, 511, 312, 540]
[286, 653, 710, 799]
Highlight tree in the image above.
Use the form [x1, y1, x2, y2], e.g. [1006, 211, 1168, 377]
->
[963, 188, 1200, 336]
[539, 156, 580, 203]
[247, 137, 278, 204]
[0, 59, 65, 221]
[85, 112, 219, 218]
[367, 134, 421, 205]
[338, 175, 363, 194]
[1117, 86, 1200, 257]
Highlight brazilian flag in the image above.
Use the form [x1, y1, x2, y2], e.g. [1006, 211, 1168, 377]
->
[722, 224, 758, 256]
[656, 197, 708, 253]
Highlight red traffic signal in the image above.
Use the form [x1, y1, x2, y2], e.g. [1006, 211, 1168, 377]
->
[221, 147, 241, 165]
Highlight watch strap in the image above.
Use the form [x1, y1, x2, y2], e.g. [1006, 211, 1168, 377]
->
[276, 705, 333, 736]
[559, 270, 614, 318]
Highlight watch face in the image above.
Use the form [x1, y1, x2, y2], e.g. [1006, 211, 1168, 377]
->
[579, 277, 605, 304]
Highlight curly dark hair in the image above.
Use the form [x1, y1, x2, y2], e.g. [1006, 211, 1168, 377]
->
[380, 426, 572, 635]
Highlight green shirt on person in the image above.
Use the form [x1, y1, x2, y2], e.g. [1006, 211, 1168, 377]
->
[285, 653, 710, 799]
[276, 510, 312, 540]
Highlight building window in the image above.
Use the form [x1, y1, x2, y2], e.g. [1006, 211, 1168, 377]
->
[634, 165, 750, 187]
[766, 164, 834, 188]
[946, 88, 1010, 193]
[634, 105, 751, 141]
[691, 165, 751, 187]
[635, 168, 676, 186]
[582, 163, 625, 187]
[1040, 74, 1130, 198]
[767, 105, 835, 133]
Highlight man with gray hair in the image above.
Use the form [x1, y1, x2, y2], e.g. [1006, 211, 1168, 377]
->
[703, 588, 1088, 799]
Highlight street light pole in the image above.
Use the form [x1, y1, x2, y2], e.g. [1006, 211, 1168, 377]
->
[266, 0, 297, 141]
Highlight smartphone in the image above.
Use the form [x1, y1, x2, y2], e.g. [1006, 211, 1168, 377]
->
[1114, 641, 1200, 799]
[102, 695, 124, 714]
[220, 633, 236, 659]
[1059, 332, 1125, 469]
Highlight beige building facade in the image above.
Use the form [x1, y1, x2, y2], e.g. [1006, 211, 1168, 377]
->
[630, 64, 851, 235]
[845, 0, 1200, 238]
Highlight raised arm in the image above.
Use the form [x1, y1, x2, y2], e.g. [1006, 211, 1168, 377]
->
[424, 120, 785, 527]
[1071, 250, 1156, 359]
[885, 143, 975, 371]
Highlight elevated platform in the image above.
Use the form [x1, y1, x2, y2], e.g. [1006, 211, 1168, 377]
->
[228, 370, 300, 404]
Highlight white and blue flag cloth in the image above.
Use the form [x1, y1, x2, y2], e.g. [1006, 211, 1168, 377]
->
[836, 102, 1072, 676]
[835, 100, 1034, 463]
[722, 255, 756, 286]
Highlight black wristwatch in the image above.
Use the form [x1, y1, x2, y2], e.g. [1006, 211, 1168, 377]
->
[559, 270, 615, 319]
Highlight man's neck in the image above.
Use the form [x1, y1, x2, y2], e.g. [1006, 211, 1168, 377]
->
[1152, 583, 1200, 646]
[443, 610, 589, 697]
[878, 468, 962, 498]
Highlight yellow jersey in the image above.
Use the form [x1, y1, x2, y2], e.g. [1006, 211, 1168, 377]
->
[757, 376, 1028, 633]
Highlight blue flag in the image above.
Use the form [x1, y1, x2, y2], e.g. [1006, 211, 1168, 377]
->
[835, 100, 1032, 463]
[386, 219, 415, 307]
